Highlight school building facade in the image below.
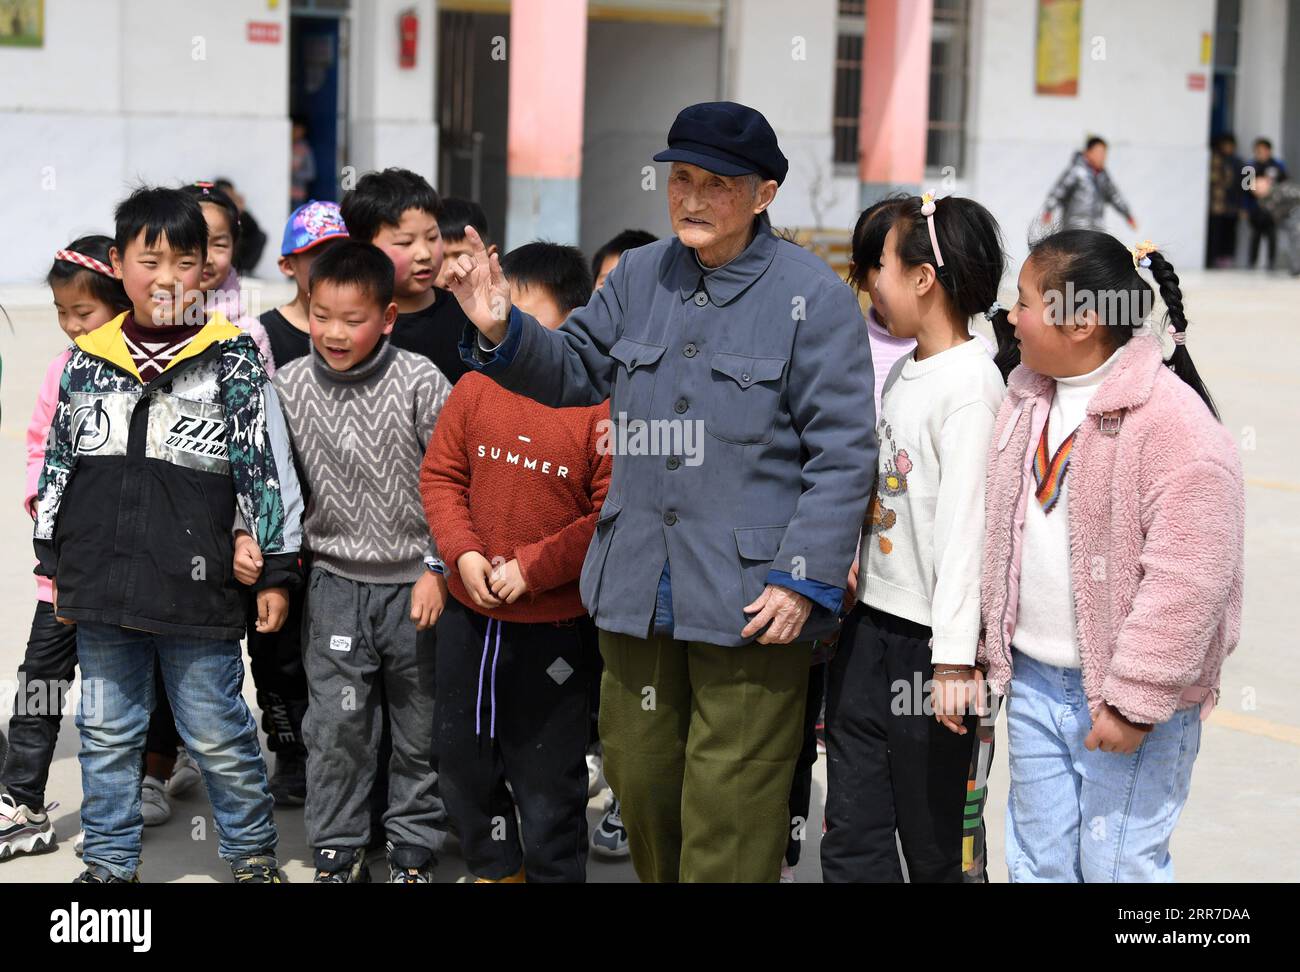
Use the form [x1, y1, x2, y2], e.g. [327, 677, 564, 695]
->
[1, 0, 1297, 283]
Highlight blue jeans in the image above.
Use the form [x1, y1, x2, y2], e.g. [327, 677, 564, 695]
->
[1005, 648, 1201, 883]
[76, 623, 277, 880]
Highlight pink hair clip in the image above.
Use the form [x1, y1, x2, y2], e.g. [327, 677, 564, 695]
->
[920, 191, 946, 273]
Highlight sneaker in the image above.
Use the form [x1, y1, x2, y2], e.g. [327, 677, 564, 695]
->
[386, 841, 434, 883]
[231, 853, 282, 883]
[140, 776, 171, 826]
[73, 830, 84, 857]
[780, 862, 797, 883]
[74, 864, 139, 883]
[0, 795, 57, 861]
[590, 796, 629, 858]
[586, 750, 603, 798]
[166, 748, 201, 798]
[268, 752, 307, 807]
[313, 846, 370, 883]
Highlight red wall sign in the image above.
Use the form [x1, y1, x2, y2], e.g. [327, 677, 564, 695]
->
[1187, 73, 1207, 91]
[248, 21, 282, 45]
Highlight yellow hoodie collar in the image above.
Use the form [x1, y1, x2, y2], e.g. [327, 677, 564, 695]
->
[76, 311, 245, 382]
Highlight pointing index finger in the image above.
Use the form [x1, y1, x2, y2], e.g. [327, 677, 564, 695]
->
[464, 224, 489, 264]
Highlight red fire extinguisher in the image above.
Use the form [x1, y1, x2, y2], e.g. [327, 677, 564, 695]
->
[399, 9, 418, 69]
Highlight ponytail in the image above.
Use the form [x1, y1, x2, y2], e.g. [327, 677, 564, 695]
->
[988, 306, 1019, 381]
[1144, 250, 1219, 420]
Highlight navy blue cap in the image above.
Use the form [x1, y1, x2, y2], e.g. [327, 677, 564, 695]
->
[653, 101, 789, 186]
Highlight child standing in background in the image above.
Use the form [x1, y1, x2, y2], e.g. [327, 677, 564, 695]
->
[259, 200, 351, 368]
[341, 167, 472, 385]
[983, 231, 1243, 882]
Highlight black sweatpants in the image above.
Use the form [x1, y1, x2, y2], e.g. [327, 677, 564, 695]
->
[245, 586, 310, 758]
[435, 598, 599, 882]
[785, 661, 826, 867]
[1, 602, 78, 809]
[821, 604, 977, 883]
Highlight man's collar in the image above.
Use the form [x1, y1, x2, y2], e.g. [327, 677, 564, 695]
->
[673, 211, 778, 305]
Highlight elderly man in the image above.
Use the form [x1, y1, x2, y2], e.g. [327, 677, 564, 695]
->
[445, 102, 876, 882]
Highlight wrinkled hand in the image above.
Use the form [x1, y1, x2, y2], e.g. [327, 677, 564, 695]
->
[255, 587, 289, 633]
[489, 558, 528, 605]
[443, 225, 512, 345]
[410, 571, 447, 630]
[233, 530, 264, 586]
[1084, 703, 1151, 754]
[741, 585, 812, 644]
[457, 551, 503, 610]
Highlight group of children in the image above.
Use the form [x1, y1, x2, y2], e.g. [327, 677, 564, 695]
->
[0, 164, 1243, 884]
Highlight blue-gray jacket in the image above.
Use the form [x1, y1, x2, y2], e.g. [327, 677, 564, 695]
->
[460, 214, 877, 646]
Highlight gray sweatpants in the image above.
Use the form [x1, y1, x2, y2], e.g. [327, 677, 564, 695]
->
[302, 567, 444, 854]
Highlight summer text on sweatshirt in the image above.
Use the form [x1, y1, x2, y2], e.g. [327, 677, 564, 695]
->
[420, 371, 612, 623]
[861, 336, 1005, 665]
[1012, 347, 1123, 669]
[273, 339, 451, 584]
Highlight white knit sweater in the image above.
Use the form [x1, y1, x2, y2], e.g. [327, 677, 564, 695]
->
[860, 337, 1005, 665]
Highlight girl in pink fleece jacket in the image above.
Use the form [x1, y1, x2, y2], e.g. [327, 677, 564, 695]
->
[0, 237, 132, 860]
[981, 230, 1244, 882]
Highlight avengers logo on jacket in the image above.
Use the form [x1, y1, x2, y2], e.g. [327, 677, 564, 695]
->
[69, 392, 134, 457]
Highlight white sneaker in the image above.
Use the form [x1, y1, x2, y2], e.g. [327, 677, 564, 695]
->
[585, 751, 603, 798]
[74, 830, 84, 856]
[0, 794, 56, 860]
[779, 862, 797, 883]
[167, 748, 201, 797]
[140, 776, 172, 826]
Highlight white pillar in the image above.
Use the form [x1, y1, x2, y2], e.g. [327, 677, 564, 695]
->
[350, 0, 437, 183]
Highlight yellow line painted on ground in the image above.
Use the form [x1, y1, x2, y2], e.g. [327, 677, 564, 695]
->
[1209, 709, 1300, 747]
[1246, 477, 1300, 493]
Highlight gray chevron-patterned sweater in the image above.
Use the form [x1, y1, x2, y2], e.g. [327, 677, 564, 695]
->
[273, 339, 452, 583]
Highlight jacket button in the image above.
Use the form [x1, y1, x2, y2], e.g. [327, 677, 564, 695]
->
[741, 373, 751, 383]
[683, 343, 698, 358]
[663, 511, 678, 526]
[694, 291, 709, 307]
[666, 456, 681, 470]
[674, 398, 688, 414]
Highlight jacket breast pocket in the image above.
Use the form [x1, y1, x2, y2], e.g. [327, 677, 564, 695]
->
[706, 353, 787, 445]
[609, 338, 667, 422]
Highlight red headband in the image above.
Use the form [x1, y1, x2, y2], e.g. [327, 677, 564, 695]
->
[55, 249, 116, 278]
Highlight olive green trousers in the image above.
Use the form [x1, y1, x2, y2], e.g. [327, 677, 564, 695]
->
[597, 630, 811, 883]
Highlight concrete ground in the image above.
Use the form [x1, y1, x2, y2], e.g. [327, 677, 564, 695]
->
[0, 269, 1296, 883]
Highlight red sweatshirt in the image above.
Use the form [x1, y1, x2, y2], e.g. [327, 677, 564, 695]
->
[420, 371, 612, 622]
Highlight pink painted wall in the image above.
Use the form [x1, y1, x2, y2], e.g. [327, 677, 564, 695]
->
[858, 0, 933, 185]
[507, 0, 588, 180]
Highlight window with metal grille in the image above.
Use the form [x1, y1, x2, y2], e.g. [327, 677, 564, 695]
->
[833, 0, 970, 175]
